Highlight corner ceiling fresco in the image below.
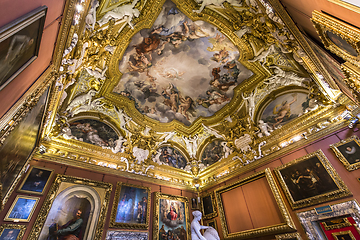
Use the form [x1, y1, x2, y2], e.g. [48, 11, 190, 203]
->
[38, 0, 349, 188]
[113, 0, 253, 125]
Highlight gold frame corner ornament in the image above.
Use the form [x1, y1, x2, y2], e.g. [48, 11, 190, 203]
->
[109, 182, 151, 229]
[152, 192, 191, 240]
[330, 135, 360, 171]
[274, 149, 352, 210]
[215, 168, 296, 239]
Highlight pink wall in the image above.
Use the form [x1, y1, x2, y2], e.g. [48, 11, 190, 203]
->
[0, 0, 66, 117]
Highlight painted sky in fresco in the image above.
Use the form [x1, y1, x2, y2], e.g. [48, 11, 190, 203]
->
[113, 0, 253, 126]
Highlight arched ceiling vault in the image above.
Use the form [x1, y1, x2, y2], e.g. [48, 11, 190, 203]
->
[38, 0, 354, 190]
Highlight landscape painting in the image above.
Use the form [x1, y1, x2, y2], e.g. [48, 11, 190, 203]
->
[69, 119, 119, 147]
[113, 0, 253, 125]
[260, 92, 309, 130]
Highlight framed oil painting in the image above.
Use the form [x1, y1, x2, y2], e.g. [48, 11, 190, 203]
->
[28, 174, 112, 240]
[110, 182, 150, 229]
[332, 230, 356, 240]
[312, 11, 360, 66]
[201, 140, 226, 167]
[152, 146, 188, 170]
[201, 192, 217, 220]
[106, 230, 148, 240]
[0, 6, 47, 91]
[0, 86, 49, 208]
[18, 166, 54, 195]
[330, 135, 360, 171]
[275, 232, 302, 240]
[274, 150, 351, 209]
[153, 192, 190, 240]
[190, 197, 199, 210]
[0, 224, 26, 240]
[4, 195, 39, 222]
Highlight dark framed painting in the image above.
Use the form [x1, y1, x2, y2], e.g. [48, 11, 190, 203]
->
[201, 192, 217, 220]
[190, 197, 199, 210]
[1, 86, 49, 208]
[28, 174, 112, 240]
[332, 230, 356, 240]
[18, 166, 54, 195]
[0, 6, 47, 91]
[105, 230, 148, 240]
[153, 192, 190, 240]
[330, 135, 360, 171]
[0, 224, 26, 240]
[274, 150, 351, 209]
[206, 219, 217, 232]
[4, 195, 39, 222]
[109, 182, 151, 229]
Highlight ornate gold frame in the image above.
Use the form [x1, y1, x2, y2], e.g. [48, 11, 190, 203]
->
[274, 150, 352, 210]
[201, 191, 217, 220]
[152, 192, 190, 240]
[109, 182, 151, 229]
[17, 166, 54, 195]
[321, 217, 352, 230]
[275, 232, 302, 240]
[0, 224, 26, 240]
[215, 168, 296, 239]
[4, 195, 39, 222]
[332, 230, 356, 240]
[27, 174, 112, 240]
[311, 10, 360, 67]
[330, 135, 360, 171]
[328, 0, 360, 14]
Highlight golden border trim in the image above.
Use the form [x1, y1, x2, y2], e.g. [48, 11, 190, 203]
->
[4, 195, 40, 222]
[332, 230, 356, 240]
[200, 191, 217, 220]
[328, 0, 360, 14]
[274, 149, 352, 210]
[330, 135, 360, 171]
[0, 224, 26, 240]
[215, 168, 296, 239]
[275, 232, 302, 240]
[27, 174, 112, 240]
[152, 192, 191, 240]
[17, 165, 54, 195]
[109, 182, 151, 229]
[322, 217, 352, 230]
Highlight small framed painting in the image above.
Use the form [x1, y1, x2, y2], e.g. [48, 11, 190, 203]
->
[206, 219, 217, 232]
[18, 166, 54, 195]
[190, 197, 199, 210]
[4, 195, 39, 222]
[201, 192, 217, 220]
[332, 230, 356, 240]
[330, 135, 360, 171]
[0, 224, 26, 240]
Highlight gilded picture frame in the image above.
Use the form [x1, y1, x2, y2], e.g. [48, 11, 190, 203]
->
[201, 192, 217, 220]
[109, 182, 151, 229]
[332, 230, 356, 240]
[27, 174, 112, 240]
[311, 10, 360, 67]
[0, 6, 47, 91]
[274, 150, 351, 210]
[215, 168, 296, 239]
[0, 224, 26, 240]
[4, 195, 39, 222]
[321, 217, 352, 230]
[105, 230, 149, 240]
[330, 135, 360, 171]
[190, 197, 199, 210]
[275, 232, 302, 240]
[17, 166, 54, 195]
[153, 192, 190, 240]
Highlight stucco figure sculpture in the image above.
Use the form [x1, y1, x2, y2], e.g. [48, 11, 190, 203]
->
[191, 211, 220, 240]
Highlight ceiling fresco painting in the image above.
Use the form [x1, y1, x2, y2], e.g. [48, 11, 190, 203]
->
[152, 146, 188, 170]
[34, 0, 354, 190]
[260, 92, 311, 130]
[113, 0, 253, 125]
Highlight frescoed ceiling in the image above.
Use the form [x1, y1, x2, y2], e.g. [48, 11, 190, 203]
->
[38, 0, 353, 190]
